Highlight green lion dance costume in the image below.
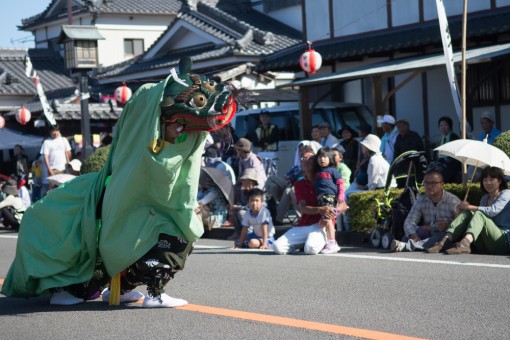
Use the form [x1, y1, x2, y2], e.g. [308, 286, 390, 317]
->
[1, 57, 238, 307]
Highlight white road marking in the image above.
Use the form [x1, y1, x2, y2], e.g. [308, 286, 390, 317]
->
[195, 245, 510, 269]
[0, 234, 18, 239]
[324, 253, 510, 269]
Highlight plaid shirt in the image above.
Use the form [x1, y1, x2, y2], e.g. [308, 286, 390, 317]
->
[404, 190, 461, 236]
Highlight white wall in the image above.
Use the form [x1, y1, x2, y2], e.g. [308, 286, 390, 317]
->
[333, 0, 387, 37]
[256, 6, 302, 31]
[497, 0, 510, 6]
[304, 0, 330, 41]
[423, 0, 491, 21]
[426, 68, 460, 142]
[391, 0, 419, 27]
[394, 72, 424, 136]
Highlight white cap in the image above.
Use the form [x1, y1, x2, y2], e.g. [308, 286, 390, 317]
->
[68, 159, 82, 172]
[360, 134, 382, 153]
[377, 114, 396, 125]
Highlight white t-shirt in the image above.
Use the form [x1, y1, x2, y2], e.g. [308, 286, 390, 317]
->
[41, 137, 71, 171]
[241, 206, 275, 237]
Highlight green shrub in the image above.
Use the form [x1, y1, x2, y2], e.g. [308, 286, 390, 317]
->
[493, 130, 510, 157]
[346, 183, 484, 232]
[81, 145, 111, 174]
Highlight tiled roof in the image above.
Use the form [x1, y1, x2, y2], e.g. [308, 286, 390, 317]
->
[7, 101, 123, 121]
[257, 7, 510, 72]
[96, 0, 301, 79]
[0, 48, 75, 98]
[21, 0, 182, 29]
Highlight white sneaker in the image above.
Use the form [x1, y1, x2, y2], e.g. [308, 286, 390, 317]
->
[50, 290, 85, 305]
[101, 288, 144, 303]
[142, 293, 188, 308]
[320, 241, 341, 254]
[390, 240, 406, 252]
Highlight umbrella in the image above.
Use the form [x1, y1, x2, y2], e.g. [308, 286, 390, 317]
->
[434, 139, 510, 199]
[47, 173, 76, 187]
[201, 167, 234, 205]
[434, 139, 510, 175]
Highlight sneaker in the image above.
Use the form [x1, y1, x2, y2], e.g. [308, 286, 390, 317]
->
[101, 288, 144, 303]
[390, 240, 406, 252]
[426, 241, 445, 253]
[445, 241, 471, 255]
[320, 241, 341, 254]
[50, 290, 85, 305]
[142, 293, 188, 308]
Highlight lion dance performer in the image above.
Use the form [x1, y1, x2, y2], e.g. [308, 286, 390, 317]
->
[1, 57, 238, 307]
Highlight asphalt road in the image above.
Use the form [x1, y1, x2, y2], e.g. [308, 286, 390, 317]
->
[1, 230, 510, 340]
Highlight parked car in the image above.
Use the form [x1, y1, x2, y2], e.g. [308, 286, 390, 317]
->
[231, 102, 374, 177]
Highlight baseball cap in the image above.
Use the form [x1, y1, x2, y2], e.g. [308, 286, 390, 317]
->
[480, 111, 495, 122]
[377, 114, 396, 125]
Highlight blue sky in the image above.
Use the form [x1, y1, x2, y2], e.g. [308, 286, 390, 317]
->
[0, 1, 50, 48]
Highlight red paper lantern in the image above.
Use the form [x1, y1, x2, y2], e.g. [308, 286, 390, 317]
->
[299, 42, 322, 74]
[0, 115, 5, 129]
[115, 83, 132, 105]
[16, 106, 31, 125]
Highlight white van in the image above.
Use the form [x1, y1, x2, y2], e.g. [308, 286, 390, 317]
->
[231, 102, 374, 177]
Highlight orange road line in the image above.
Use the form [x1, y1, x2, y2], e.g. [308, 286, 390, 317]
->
[177, 304, 427, 340]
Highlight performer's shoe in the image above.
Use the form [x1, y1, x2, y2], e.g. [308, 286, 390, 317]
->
[101, 288, 145, 303]
[142, 293, 188, 308]
[50, 290, 85, 305]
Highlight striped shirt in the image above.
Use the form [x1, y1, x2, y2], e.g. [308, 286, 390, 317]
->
[404, 190, 461, 237]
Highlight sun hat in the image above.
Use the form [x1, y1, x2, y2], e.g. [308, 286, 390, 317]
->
[360, 134, 382, 153]
[377, 114, 396, 125]
[233, 138, 252, 152]
[2, 179, 19, 196]
[480, 111, 495, 122]
[68, 159, 82, 172]
[239, 168, 259, 185]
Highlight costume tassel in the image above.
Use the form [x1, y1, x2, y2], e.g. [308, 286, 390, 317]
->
[109, 273, 121, 306]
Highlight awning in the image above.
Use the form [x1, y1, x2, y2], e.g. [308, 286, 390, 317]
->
[280, 42, 510, 88]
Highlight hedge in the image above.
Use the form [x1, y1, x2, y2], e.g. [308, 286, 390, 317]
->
[346, 183, 484, 232]
[81, 145, 111, 174]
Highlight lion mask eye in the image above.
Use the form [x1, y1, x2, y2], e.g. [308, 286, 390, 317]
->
[203, 81, 216, 92]
[190, 93, 207, 109]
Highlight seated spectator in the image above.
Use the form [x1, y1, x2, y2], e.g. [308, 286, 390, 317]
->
[269, 140, 321, 225]
[203, 147, 236, 184]
[234, 138, 266, 191]
[0, 179, 26, 231]
[433, 116, 461, 183]
[332, 146, 351, 190]
[339, 126, 358, 182]
[319, 122, 338, 147]
[228, 168, 260, 241]
[233, 188, 275, 249]
[478, 111, 501, 144]
[195, 168, 231, 230]
[393, 119, 425, 188]
[252, 110, 279, 152]
[272, 146, 338, 255]
[67, 159, 82, 176]
[10, 174, 31, 209]
[390, 170, 460, 252]
[310, 125, 322, 145]
[345, 134, 395, 196]
[427, 167, 510, 255]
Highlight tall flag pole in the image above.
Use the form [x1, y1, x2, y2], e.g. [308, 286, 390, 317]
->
[24, 53, 57, 126]
[435, 0, 471, 138]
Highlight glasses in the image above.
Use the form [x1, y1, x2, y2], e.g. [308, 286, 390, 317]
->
[301, 156, 313, 161]
[423, 181, 443, 186]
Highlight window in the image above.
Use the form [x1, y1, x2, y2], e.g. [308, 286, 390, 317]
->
[124, 39, 144, 58]
[263, 0, 301, 12]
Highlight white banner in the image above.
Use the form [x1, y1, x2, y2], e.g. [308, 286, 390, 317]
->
[24, 54, 57, 126]
[435, 0, 471, 134]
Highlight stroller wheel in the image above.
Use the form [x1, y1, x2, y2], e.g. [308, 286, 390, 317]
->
[370, 228, 384, 248]
[381, 232, 394, 250]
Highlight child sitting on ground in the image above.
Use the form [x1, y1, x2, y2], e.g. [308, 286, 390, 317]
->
[314, 147, 347, 254]
[234, 188, 275, 249]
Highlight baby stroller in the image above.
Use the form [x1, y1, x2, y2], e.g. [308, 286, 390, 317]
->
[370, 150, 428, 249]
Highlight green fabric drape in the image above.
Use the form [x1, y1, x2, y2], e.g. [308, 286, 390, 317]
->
[2, 75, 206, 297]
